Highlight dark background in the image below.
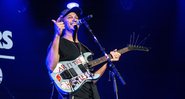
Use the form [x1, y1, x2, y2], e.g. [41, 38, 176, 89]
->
[0, 0, 185, 99]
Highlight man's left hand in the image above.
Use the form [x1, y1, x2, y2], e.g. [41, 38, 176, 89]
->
[110, 49, 121, 61]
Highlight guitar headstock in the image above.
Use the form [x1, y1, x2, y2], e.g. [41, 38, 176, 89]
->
[127, 44, 149, 52]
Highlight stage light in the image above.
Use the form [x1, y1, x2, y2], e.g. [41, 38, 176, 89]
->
[67, 2, 79, 9]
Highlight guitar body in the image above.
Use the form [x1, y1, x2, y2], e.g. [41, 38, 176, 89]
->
[50, 52, 100, 94]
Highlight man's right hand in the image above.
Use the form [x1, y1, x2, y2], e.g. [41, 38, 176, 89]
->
[52, 17, 65, 36]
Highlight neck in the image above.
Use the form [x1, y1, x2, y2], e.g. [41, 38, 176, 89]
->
[63, 30, 79, 42]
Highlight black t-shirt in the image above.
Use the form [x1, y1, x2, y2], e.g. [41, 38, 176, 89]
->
[59, 38, 89, 61]
[58, 38, 100, 99]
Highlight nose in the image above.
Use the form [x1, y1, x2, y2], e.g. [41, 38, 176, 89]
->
[71, 18, 78, 25]
[72, 18, 77, 23]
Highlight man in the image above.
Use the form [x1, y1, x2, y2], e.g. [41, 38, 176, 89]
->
[46, 7, 121, 99]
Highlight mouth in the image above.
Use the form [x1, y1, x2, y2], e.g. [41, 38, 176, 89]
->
[69, 23, 78, 30]
[70, 22, 78, 26]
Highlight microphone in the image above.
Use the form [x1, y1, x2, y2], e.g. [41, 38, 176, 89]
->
[77, 14, 93, 25]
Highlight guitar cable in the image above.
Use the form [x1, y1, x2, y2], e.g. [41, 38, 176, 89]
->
[0, 84, 15, 99]
[50, 82, 55, 99]
[50, 81, 66, 99]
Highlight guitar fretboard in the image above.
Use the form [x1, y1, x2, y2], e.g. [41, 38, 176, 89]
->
[88, 47, 129, 67]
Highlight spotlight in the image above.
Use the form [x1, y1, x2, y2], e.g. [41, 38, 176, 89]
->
[67, 2, 79, 9]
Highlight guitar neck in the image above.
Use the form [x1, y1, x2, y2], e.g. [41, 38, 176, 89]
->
[88, 47, 129, 67]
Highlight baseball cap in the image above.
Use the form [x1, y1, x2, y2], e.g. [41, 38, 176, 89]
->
[60, 7, 82, 18]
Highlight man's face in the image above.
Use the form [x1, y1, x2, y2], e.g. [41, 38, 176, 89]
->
[63, 12, 79, 31]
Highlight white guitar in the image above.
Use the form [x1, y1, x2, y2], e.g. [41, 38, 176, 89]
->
[50, 45, 149, 94]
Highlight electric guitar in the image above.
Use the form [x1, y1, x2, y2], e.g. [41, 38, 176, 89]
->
[50, 45, 149, 94]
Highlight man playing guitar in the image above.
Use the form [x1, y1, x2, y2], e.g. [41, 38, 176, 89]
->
[45, 7, 121, 99]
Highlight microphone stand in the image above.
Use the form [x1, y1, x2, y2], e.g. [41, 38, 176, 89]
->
[82, 20, 126, 99]
[111, 71, 118, 99]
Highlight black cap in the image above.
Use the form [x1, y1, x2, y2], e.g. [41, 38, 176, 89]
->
[60, 7, 82, 18]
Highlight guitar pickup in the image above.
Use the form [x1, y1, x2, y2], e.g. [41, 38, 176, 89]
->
[78, 64, 87, 73]
[69, 68, 78, 77]
[60, 70, 72, 79]
[60, 68, 78, 79]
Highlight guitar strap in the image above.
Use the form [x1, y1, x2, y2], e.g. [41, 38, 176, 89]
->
[72, 36, 95, 81]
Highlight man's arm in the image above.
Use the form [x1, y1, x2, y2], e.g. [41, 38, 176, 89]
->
[46, 35, 61, 71]
[94, 50, 121, 79]
[46, 18, 65, 71]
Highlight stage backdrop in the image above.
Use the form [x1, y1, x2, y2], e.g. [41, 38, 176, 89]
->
[1, 0, 185, 99]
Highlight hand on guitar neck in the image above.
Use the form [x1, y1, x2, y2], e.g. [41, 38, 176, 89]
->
[110, 49, 121, 61]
